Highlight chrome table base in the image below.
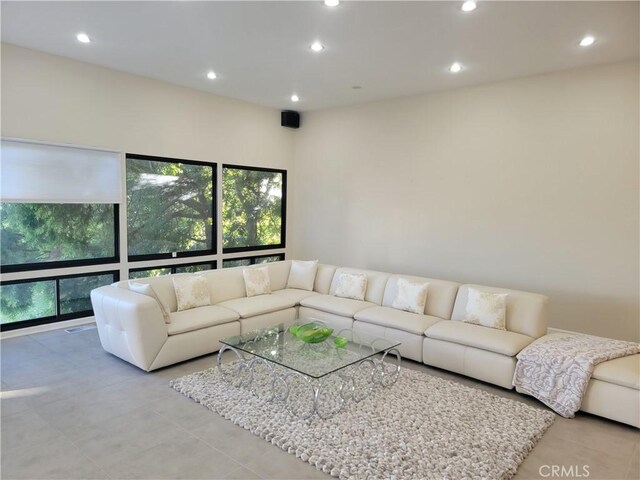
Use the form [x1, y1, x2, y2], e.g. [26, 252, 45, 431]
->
[216, 345, 401, 419]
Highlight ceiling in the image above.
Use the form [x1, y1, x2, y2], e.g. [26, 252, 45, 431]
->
[1, 1, 638, 111]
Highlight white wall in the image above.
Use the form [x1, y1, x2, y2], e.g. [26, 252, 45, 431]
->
[1, 43, 296, 282]
[292, 61, 639, 342]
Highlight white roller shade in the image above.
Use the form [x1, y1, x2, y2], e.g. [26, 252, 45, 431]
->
[0, 139, 122, 204]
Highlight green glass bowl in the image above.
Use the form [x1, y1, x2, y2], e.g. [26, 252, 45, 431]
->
[289, 322, 333, 344]
[334, 336, 348, 348]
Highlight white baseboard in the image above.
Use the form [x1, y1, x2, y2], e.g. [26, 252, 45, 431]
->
[1, 317, 96, 340]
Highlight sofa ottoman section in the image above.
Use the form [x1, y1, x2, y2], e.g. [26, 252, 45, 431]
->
[518, 333, 640, 427]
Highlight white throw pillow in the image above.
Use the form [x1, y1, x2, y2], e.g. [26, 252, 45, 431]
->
[287, 260, 318, 291]
[463, 287, 508, 330]
[333, 273, 367, 301]
[172, 275, 211, 312]
[392, 278, 429, 315]
[243, 266, 272, 297]
[128, 281, 171, 324]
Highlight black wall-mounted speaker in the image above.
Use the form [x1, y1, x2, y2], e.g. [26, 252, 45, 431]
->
[281, 110, 300, 129]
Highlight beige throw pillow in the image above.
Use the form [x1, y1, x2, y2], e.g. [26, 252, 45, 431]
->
[463, 287, 507, 330]
[128, 281, 171, 324]
[392, 278, 428, 315]
[172, 275, 211, 311]
[287, 260, 318, 291]
[334, 273, 367, 301]
[243, 266, 272, 297]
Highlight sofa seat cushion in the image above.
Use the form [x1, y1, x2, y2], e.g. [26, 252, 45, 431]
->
[425, 321, 534, 356]
[354, 306, 441, 335]
[592, 354, 640, 390]
[300, 294, 375, 318]
[217, 295, 295, 319]
[168, 305, 239, 336]
[272, 288, 319, 305]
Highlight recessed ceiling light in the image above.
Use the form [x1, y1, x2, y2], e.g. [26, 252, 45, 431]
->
[461, 1, 477, 12]
[76, 33, 91, 44]
[324, 0, 340, 6]
[449, 62, 463, 73]
[291, 94, 299, 102]
[579, 35, 595, 47]
[207, 71, 217, 80]
[310, 41, 325, 52]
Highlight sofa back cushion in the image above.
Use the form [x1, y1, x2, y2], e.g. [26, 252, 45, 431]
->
[329, 267, 390, 305]
[451, 284, 548, 339]
[114, 274, 190, 313]
[314, 264, 337, 294]
[199, 268, 245, 304]
[383, 275, 460, 319]
[263, 260, 292, 291]
[198, 260, 291, 304]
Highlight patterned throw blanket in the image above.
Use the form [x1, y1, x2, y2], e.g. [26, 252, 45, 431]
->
[513, 334, 640, 418]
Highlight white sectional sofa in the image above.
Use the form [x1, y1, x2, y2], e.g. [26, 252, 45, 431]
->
[90, 259, 639, 427]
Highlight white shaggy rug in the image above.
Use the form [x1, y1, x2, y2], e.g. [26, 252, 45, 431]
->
[170, 364, 554, 480]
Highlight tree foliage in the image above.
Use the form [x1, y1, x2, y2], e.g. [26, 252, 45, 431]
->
[222, 168, 283, 248]
[127, 159, 213, 256]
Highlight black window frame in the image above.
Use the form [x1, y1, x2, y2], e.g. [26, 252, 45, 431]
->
[0, 204, 120, 274]
[0, 269, 120, 332]
[126, 153, 217, 262]
[222, 164, 287, 254]
[222, 253, 285, 268]
[128, 260, 217, 279]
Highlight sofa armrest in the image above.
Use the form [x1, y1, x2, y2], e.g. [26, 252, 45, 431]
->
[91, 286, 168, 371]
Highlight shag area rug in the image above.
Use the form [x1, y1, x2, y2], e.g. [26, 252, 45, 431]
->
[170, 365, 554, 480]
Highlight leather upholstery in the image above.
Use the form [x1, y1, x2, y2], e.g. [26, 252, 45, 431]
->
[298, 306, 354, 332]
[313, 264, 337, 294]
[592, 354, 640, 389]
[383, 275, 460, 319]
[272, 288, 319, 304]
[167, 305, 239, 336]
[91, 286, 168, 371]
[451, 284, 548, 339]
[300, 294, 376, 317]
[422, 337, 518, 389]
[425, 321, 534, 356]
[354, 306, 441, 335]
[329, 267, 390, 305]
[353, 320, 424, 362]
[217, 294, 295, 318]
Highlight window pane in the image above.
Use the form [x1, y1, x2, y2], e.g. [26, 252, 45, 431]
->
[59, 274, 115, 315]
[1, 203, 116, 266]
[0, 280, 56, 324]
[175, 263, 213, 274]
[222, 167, 284, 249]
[223, 259, 252, 268]
[129, 268, 172, 280]
[127, 157, 214, 257]
[254, 255, 284, 264]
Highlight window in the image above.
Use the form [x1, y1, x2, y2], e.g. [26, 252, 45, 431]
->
[129, 261, 216, 279]
[127, 154, 215, 261]
[0, 203, 118, 273]
[0, 271, 119, 331]
[222, 165, 286, 253]
[222, 254, 285, 268]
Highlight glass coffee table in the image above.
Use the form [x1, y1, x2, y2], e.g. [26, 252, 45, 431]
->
[217, 320, 401, 419]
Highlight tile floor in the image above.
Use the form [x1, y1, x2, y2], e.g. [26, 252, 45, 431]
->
[1, 327, 638, 480]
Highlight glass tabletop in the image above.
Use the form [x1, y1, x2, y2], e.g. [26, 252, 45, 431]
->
[219, 319, 401, 379]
